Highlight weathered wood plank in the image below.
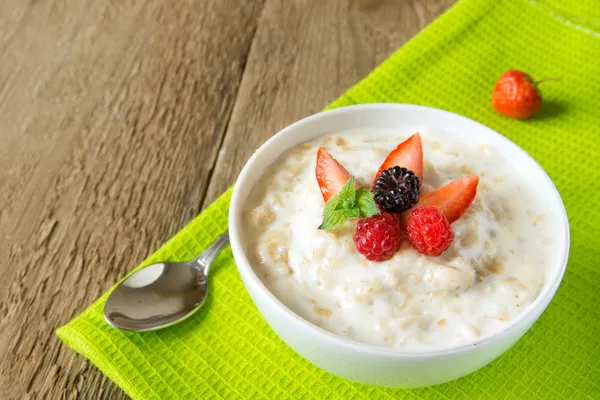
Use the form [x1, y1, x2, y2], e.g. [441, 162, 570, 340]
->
[0, 0, 265, 398]
[203, 0, 456, 207]
[0, 0, 455, 398]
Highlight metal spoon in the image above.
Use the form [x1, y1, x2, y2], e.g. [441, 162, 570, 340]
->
[104, 231, 230, 331]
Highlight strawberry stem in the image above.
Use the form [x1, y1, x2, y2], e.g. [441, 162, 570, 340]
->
[534, 77, 562, 85]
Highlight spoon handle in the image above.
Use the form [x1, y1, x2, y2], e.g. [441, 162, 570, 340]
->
[194, 231, 230, 275]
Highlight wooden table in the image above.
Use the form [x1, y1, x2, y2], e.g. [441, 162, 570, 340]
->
[0, 0, 454, 398]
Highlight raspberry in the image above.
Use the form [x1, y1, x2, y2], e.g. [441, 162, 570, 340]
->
[405, 206, 454, 256]
[353, 213, 402, 261]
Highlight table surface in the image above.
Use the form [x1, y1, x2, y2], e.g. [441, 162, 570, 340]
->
[0, 0, 455, 398]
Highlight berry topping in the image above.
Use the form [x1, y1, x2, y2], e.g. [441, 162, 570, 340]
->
[373, 133, 423, 188]
[373, 166, 420, 213]
[316, 147, 353, 202]
[353, 213, 402, 261]
[492, 70, 542, 120]
[405, 206, 454, 256]
[407, 175, 479, 223]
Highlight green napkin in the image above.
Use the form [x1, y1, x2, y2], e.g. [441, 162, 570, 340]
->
[57, 0, 600, 398]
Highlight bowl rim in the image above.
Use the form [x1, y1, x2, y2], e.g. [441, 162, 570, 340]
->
[228, 103, 570, 358]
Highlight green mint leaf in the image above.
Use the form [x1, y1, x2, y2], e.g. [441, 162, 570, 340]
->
[342, 199, 354, 209]
[319, 177, 378, 232]
[319, 208, 360, 231]
[356, 189, 379, 218]
[322, 194, 341, 220]
[337, 177, 355, 207]
[343, 207, 360, 219]
[319, 209, 349, 231]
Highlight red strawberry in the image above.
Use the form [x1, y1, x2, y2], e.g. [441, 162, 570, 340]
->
[372, 133, 423, 189]
[315, 147, 352, 202]
[492, 70, 542, 120]
[405, 175, 479, 223]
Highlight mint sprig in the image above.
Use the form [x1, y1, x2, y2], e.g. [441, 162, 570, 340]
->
[318, 177, 380, 232]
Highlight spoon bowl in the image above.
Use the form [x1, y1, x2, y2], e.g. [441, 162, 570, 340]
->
[104, 231, 229, 331]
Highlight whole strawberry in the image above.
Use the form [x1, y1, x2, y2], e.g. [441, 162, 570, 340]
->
[492, 70, 542, 120]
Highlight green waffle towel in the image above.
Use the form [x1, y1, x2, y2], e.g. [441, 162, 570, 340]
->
[57, 0, 600, 398]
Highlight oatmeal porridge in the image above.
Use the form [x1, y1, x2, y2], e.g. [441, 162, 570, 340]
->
[242, 128, 555, 350]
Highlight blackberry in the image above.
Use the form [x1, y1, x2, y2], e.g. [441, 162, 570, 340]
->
[373, 166, 420, 213]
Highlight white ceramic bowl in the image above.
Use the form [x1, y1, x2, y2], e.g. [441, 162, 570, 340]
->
[228, 104, 570, 388]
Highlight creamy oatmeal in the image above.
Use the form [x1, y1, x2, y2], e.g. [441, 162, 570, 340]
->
[242, 128, 555, 350]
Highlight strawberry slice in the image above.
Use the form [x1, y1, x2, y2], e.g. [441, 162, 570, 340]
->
[407, 175, 479, 223]
[315, 147, 352, 202]
[372, 133, 423, 188]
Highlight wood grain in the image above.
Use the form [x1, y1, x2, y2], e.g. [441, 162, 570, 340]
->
[203, 0, 456, 206]
[0, 0, 265, 398]
[0, 0, 454, 398]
